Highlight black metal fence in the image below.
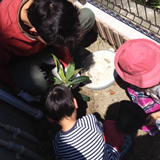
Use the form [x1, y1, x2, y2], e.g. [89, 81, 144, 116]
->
[79, 0, 160, 42]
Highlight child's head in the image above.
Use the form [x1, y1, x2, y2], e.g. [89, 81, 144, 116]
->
[114, 39, 160, 89]
[27, 0, 83, 48]
[116, 100, 147, 134]
[42, 84, 75, 122]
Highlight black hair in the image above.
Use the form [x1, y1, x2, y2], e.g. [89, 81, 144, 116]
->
[116, 100, 147, 134]
[27, 0, 83, 48]
[41, 84, 75, 122]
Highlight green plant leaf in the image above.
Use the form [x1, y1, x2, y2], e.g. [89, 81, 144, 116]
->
[54, 76, 63, 84]
[63, 81, 72, 88]
[80, 93, 90, 101]
[58, 68, 66, 83]
[74, 68, 82, 76]
[52, 54, 65, 83]
[52, 54, 59, 69]
[66, 61, 75, 82]
[71, 76, 90, 85]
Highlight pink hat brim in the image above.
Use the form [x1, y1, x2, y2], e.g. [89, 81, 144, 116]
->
[114, 39, 160, 88]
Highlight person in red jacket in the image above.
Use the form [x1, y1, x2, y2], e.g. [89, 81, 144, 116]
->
[0, 0, 95, 102]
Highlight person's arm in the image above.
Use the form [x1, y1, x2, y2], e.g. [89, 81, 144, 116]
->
[54, 46, 73, 68]
[144, 86, 160, 126]
[146, 111, 160, 126]
[103, 120, 124, 155]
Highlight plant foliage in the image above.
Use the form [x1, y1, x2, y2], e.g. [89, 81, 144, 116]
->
[51, 54, 90, 101]
[136, 0, 160, 10]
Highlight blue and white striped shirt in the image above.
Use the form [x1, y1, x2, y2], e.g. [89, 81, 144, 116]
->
[53, 114, 120, 160]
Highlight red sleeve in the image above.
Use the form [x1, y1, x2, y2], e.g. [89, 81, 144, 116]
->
[103, 120, 124, 154]
[54, 46, 73, 68]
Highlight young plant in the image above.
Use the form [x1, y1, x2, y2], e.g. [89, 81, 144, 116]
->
[50, 54, 90, 101]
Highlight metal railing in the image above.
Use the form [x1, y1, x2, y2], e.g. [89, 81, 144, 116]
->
[79, 0, 160, 42]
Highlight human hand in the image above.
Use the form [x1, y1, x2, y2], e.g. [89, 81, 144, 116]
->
[145, 111, 160, 126]
[17, 90, 41, 103]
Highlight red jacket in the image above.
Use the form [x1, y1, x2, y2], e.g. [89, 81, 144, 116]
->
[0, 0, 72, 90]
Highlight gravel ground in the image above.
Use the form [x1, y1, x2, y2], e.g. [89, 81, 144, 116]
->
[33, 34, 160, 160]
[77, 35, 160, 160]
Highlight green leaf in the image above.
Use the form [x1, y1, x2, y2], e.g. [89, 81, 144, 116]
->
[73, 68, 82, 76]
[54, 76, 63, 84]
[52, 54, 65, 83]
[63, 81, 72, 88]
[71, 76, 90, 85]
[80, 94, 90, 101]
[52, 54, 58, 68]
[58, 68, 66, 83]
[66, 61, 75, 82]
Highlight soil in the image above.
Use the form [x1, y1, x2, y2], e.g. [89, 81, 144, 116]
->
[33, 33, 160, 160]
[75, 35, 160, 160]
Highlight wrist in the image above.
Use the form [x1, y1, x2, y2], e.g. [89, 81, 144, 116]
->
[156, 118, 160, 124]
[152, 111, 160, 121]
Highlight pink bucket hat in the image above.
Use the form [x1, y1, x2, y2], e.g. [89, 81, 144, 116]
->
[114, 39, 160, 88]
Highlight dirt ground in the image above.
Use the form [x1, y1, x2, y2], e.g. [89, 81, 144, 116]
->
[34, 34, 160, 160]
[77, 35, 160, 160]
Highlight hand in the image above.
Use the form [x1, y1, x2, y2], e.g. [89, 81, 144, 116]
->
[17, 90, 41, 103]
[145, 111, 160, 126]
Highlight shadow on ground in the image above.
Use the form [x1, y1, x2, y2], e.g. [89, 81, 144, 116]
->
[104, 101, 160, 160]
[33, 31, 160, 160]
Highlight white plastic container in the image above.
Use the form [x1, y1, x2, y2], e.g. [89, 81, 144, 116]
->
[83, 50, 118, 90]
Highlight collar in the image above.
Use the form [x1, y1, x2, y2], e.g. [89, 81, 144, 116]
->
[17, 0, 36, 39]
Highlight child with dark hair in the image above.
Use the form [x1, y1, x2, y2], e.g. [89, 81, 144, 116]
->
[42, 84, 131, 160]
[0, 0, 95, 102]
[27, 0, 83, 48]
[114, 39, 160, 136]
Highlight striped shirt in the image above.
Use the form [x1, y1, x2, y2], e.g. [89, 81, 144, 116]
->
[53, 114, 120, 160]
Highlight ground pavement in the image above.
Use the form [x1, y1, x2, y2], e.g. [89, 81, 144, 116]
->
[79, 35, 160, 160]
